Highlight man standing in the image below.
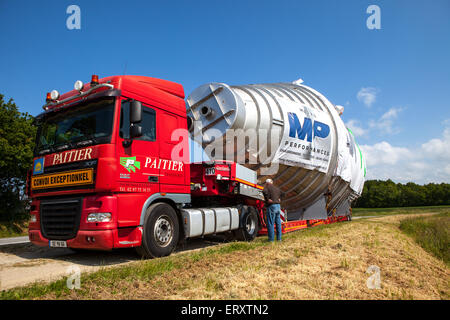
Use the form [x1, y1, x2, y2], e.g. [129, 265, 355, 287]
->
[263, 178, 284, 242]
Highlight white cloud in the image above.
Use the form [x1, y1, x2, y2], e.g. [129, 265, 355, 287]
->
[362, 141, 413, 166]
[357, 87, 378, 108]
[445, 164, 450, 175]
[380, 107, 403, 121]
[345, 119, 367, 137]
[344, 107, 403, 138]
[360, 126, 450, 184]
[421, 128, 450, 160]
[369, 107, 404, 134]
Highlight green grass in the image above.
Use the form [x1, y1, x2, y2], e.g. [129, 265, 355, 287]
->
[3, 209, 446, 300]
[399, 212, 450, 266]
[0, 220, 28, 238]
[0, 253, 183, 300]
[0, 238, 265, 299]
[352, 205, 450, 217]
[0, 222, 338, 300]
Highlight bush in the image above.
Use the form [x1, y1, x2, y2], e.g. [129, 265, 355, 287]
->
[0, 94, 36, 222]
[399, 213, 450, 265]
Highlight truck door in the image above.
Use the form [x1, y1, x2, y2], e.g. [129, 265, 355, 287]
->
[117, 98, 160, 194]
[158, 111, 189, 192]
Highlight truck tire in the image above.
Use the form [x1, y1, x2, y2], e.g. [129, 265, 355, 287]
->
[136, 202, 180, 258]
[233, 206, 259, 241]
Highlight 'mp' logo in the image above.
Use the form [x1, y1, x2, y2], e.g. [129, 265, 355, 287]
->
[288, 113, 330, 142]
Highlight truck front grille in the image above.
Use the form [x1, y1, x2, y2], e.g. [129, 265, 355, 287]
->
[40, 198, 82, 240]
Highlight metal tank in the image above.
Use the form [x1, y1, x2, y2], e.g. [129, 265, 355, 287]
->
[186, 80, 366, 219]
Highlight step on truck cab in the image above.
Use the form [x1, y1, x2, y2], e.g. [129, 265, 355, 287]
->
[27, 75, 263, 258]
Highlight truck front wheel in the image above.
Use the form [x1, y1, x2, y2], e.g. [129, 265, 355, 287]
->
[136, 202, 180, 258]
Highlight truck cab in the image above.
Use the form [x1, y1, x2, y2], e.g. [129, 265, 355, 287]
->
[29, 76, 191, 254]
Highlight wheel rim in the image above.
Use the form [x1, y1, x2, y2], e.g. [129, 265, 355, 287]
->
[154, 215, 173, 247]
[245, 214, 256, 235]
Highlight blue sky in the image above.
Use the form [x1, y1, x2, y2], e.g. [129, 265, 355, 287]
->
[1, 0, 449, 183]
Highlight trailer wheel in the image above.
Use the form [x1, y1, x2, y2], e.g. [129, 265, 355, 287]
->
[136, 202, 179, 258]
[233, 206, 259, 241]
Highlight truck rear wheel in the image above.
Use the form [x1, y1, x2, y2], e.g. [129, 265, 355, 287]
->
[136, 202, 180, 258]
[233, 206, 259, 241]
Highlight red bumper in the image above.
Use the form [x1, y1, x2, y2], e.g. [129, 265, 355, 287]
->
[29, 229, 115, 250]
[28, 194, 143, 250]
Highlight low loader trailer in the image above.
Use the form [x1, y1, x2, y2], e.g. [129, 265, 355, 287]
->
[27, 75, 351, 258]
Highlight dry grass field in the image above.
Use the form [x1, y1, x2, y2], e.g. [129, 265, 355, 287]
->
[2, 213, 449, 300]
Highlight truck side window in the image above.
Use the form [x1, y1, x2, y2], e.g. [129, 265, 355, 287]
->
[120, 100, 156, 141]
[140, 109, 156, 141]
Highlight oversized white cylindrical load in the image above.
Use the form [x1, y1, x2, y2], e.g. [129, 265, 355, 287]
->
[186, 81, 366, 218]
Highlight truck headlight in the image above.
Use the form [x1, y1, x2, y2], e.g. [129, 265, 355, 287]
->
[30, 214, 37, 223]
[50, 90, 60, 100]
[87, 212, 112, 223]
[74, 80, 84, 91]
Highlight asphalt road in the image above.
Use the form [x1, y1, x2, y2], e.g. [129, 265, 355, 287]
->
[0, 236, 30, 247]
[352, 215, 379, 220]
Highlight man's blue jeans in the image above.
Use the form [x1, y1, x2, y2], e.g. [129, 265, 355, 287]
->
[267, 204, 282, 241]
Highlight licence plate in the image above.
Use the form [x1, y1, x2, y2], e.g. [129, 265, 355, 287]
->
[49, 240, 67, 248]
[205, 167, 215, 175]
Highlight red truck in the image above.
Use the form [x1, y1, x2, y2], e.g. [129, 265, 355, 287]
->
[27, 75, 347, 258]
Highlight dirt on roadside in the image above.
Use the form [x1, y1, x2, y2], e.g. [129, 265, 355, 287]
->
[0, 237, 224, 292]
[0, 243, 139, 291]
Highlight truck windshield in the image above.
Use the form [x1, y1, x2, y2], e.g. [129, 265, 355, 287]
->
[35, 98, 115, 155]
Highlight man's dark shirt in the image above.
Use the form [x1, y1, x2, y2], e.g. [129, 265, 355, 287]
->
[263, 183, 284, 205]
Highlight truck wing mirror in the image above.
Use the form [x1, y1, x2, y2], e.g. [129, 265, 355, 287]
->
[130, 124, 142, 139]
[122, 101, 142, 148]
[130, 100, 142, 124]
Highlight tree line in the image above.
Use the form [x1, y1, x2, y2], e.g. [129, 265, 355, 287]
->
[0, 95, 36, 221]
[354, 179, 450, 208]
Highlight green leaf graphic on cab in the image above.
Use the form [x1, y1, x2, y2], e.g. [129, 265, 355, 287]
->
[120, 156, 141, 173]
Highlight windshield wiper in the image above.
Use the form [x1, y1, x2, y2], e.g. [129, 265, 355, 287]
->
[55, 141, 75, 151]
[38, 146, 55, 156]
[36, 143, 67, 156]
[75, 134, 99, 147]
